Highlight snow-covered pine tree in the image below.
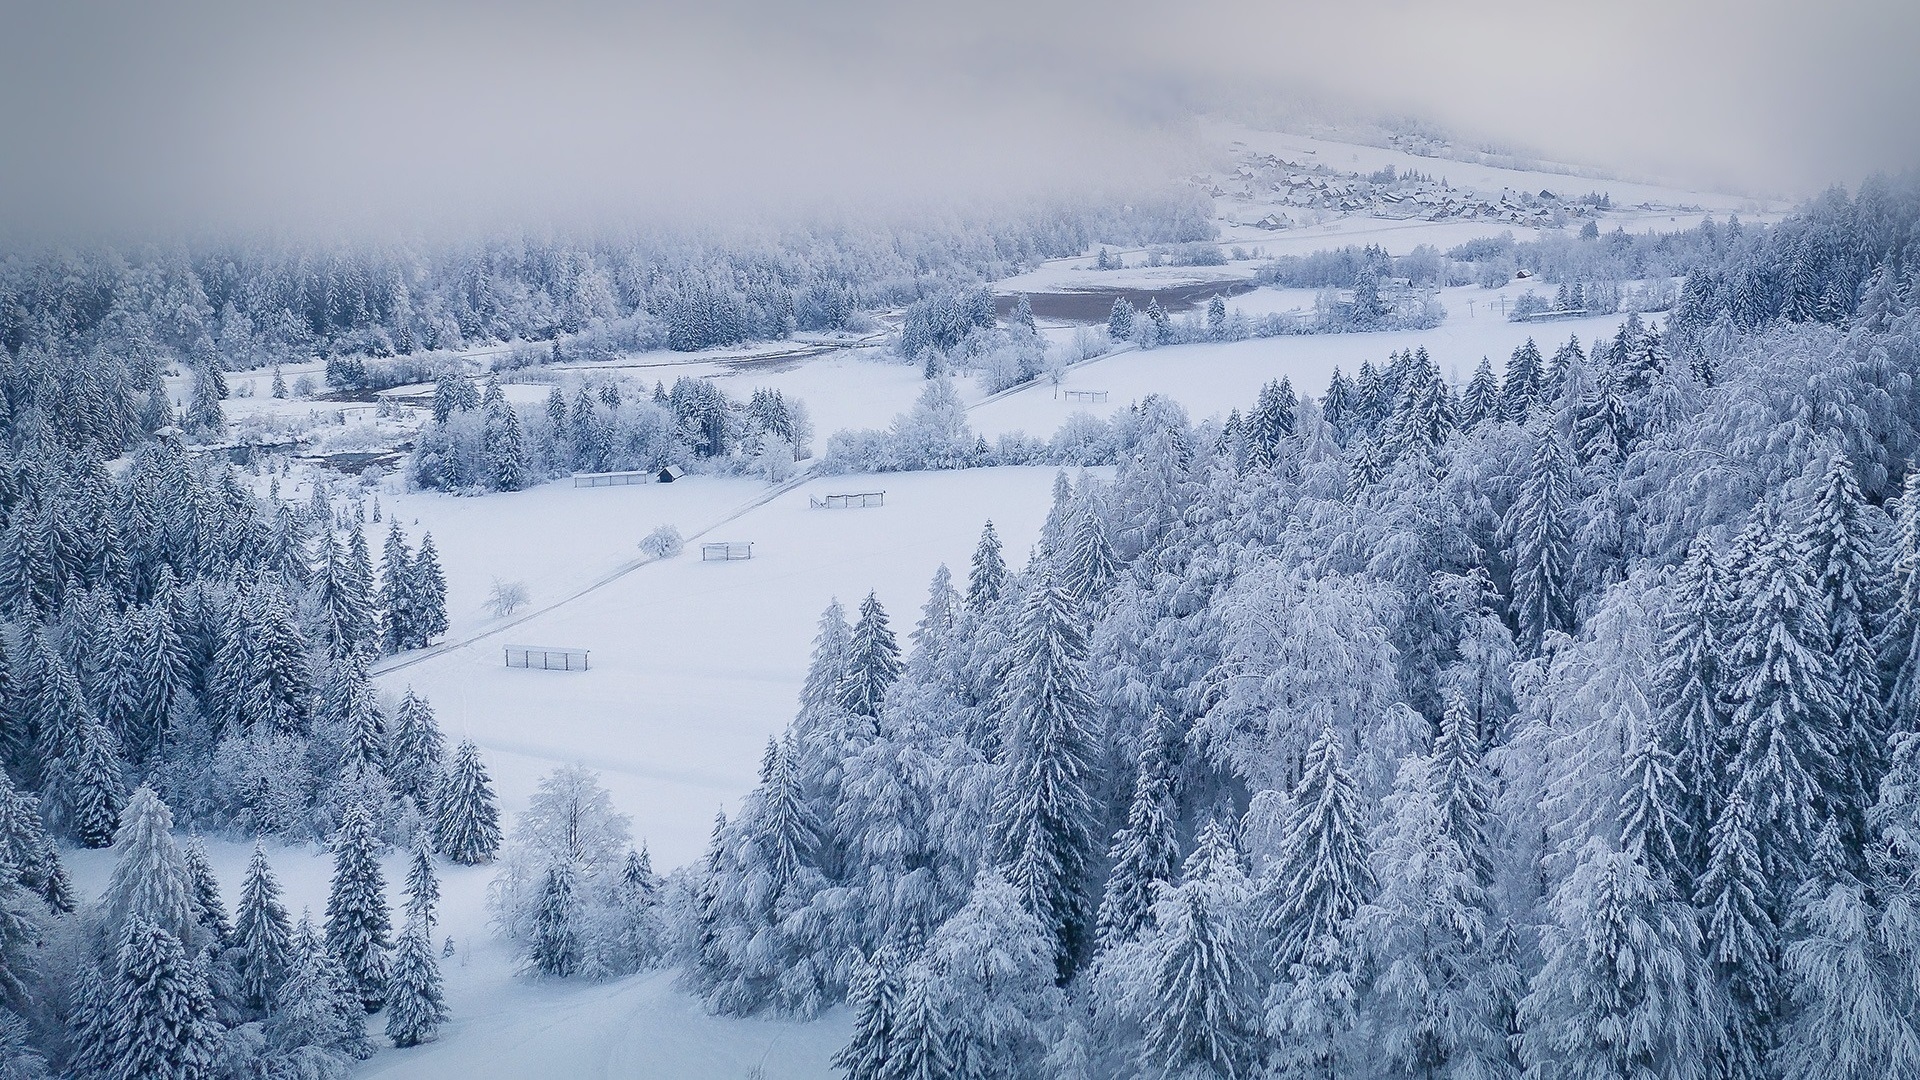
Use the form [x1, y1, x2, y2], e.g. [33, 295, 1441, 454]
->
[0, 772, 72, 912]
[324, 804, 392, 1011]
[1502, 338, 1543, 422]
[1361, 754, 1486, 1079]
[1657, 537, 1736, 881]
[1774, 880, 1920, 1080]
[966, 521, 1007, 613]
[412, 533, 449, 643]
[798, 598, 854, 721]
[1801, 456, 1887, 841]
[105, 918, 220, 1080]
[1109, 297, 1135, 341]
[924, 871, 1059, 1078]
[1434, 696, 1493, 886]
[840, 592, 902, 718]
[101, 785, 197, 946]
[1505, 423, 1575, 655]
[48, 717, 124, 848]
[1516, 842, 1718, 1080]
[181, 835, 231, 947]
[386, 687, 446, 811]
[1259, 724, 1374, 974]
[270, 916, 371, 1062]
[308, 527, 375, 666]
[434, 740, 502, 864]
[384, 919, 447, 1048]
[1095, 751, 1180, 950]
[1694, 791, 1777, 1080]
[378, 521, 417, 655]
[1619, 714, 1688, 888]
[833, 946, 902, 1080]
[907, 563, 959, 680]
[486, 399, 527, 491]
[993, 569, 1102, 981]
[1726, 509, 1845, 890]
[404, 833, 439, 932]
[1462, 356, 1502, 429]
[64, 960, 114, 1080]
[881, 966, 951, 1080]
[1062, 485, 1118, 610]
[1141, 875, 1258, 1080]
[234, 840, 292, 1011]
[529, 862, 581, 978]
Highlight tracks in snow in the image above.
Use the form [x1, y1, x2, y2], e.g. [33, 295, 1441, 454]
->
[370, 470, 817, 678]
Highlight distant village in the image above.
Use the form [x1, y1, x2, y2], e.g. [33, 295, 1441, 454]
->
[1201, 143, 1705, 231]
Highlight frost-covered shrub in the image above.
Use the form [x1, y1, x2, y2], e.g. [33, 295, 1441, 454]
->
[1509, 291, 1551, 320]
[486, 580, 530, 617]
[639, 525, 684, 559]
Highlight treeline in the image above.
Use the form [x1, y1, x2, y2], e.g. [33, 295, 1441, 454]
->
[0, 190, 1216, 384]
[655, 188, 1920, 1078]
[408, 373, 812, 492]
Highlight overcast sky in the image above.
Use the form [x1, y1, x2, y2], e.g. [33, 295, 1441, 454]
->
[2, 0, 1915, 236]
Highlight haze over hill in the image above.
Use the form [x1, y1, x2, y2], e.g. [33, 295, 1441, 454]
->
[2, 0, 1914, 236]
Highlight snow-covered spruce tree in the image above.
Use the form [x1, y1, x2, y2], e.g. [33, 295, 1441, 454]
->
[1801, 456, 1887, 840]
[833, 945, 902, 1080]
[101, 785, 197, 947]
[0, 772, 72, 913]
[1062, 484, 1118, 611]
[486, 398, 528, 491]
[1139, 843, 1259, 1080]
[1516, 842, 1719, 1080]
[841, 592, 902, 718]
[882, 965, 953, 1080]
[1258, 724, 1374, 976]
[412, 533, 449, 643]
[695, 733, 828, 1013]
[46, 717, 124, 848]
[1433, 696, 1494, 887]
[922, 871, 1060, 1079]
[1694, 791, 1776, 1080]
[307, 526, 376, 666]
[993, 568, 1102, 981]
[105, 918, 221, 1080]
[234, 840, 292, 1012]
[378, 521, 417, 655]
[386, 687, 446, 812]
[384, 918, 447, 1047]
[1504, 423, 1575, 655]
[529, 862, 581, 978]
[1462, 356, 1502, 429]
[324, 803, 392, 1011]
[1095, 747, 1181, 950]
[64, 960, 114, 1080]
[1360, 753, 1487, 1080]
[270, 917, 371, 1064]
[1725, 507, 1846, 890]
[966, 521, 1007, 613]
[1655, 537, 1735, 881]
[404, 833, 439, 932]
[1502, 338, 1544, 422]
[181, 835, 230, 947]
[434, 740, 502, 864]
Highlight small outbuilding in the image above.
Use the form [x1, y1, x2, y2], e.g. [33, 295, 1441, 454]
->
[657, 465, 686, 483]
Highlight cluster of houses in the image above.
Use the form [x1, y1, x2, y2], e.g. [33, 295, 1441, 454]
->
[1203, 148, 1690, 232]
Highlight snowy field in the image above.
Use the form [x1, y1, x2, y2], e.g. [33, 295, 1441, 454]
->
[972, 302, 1643, 438]
[372, 466, 1074, 869]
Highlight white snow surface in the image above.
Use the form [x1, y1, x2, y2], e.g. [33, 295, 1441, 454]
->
[374, 467, 1072, 870]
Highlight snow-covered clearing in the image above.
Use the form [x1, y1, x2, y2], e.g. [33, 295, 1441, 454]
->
[972, 301, 1642, 438]
[373, 467, 1074, 870]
